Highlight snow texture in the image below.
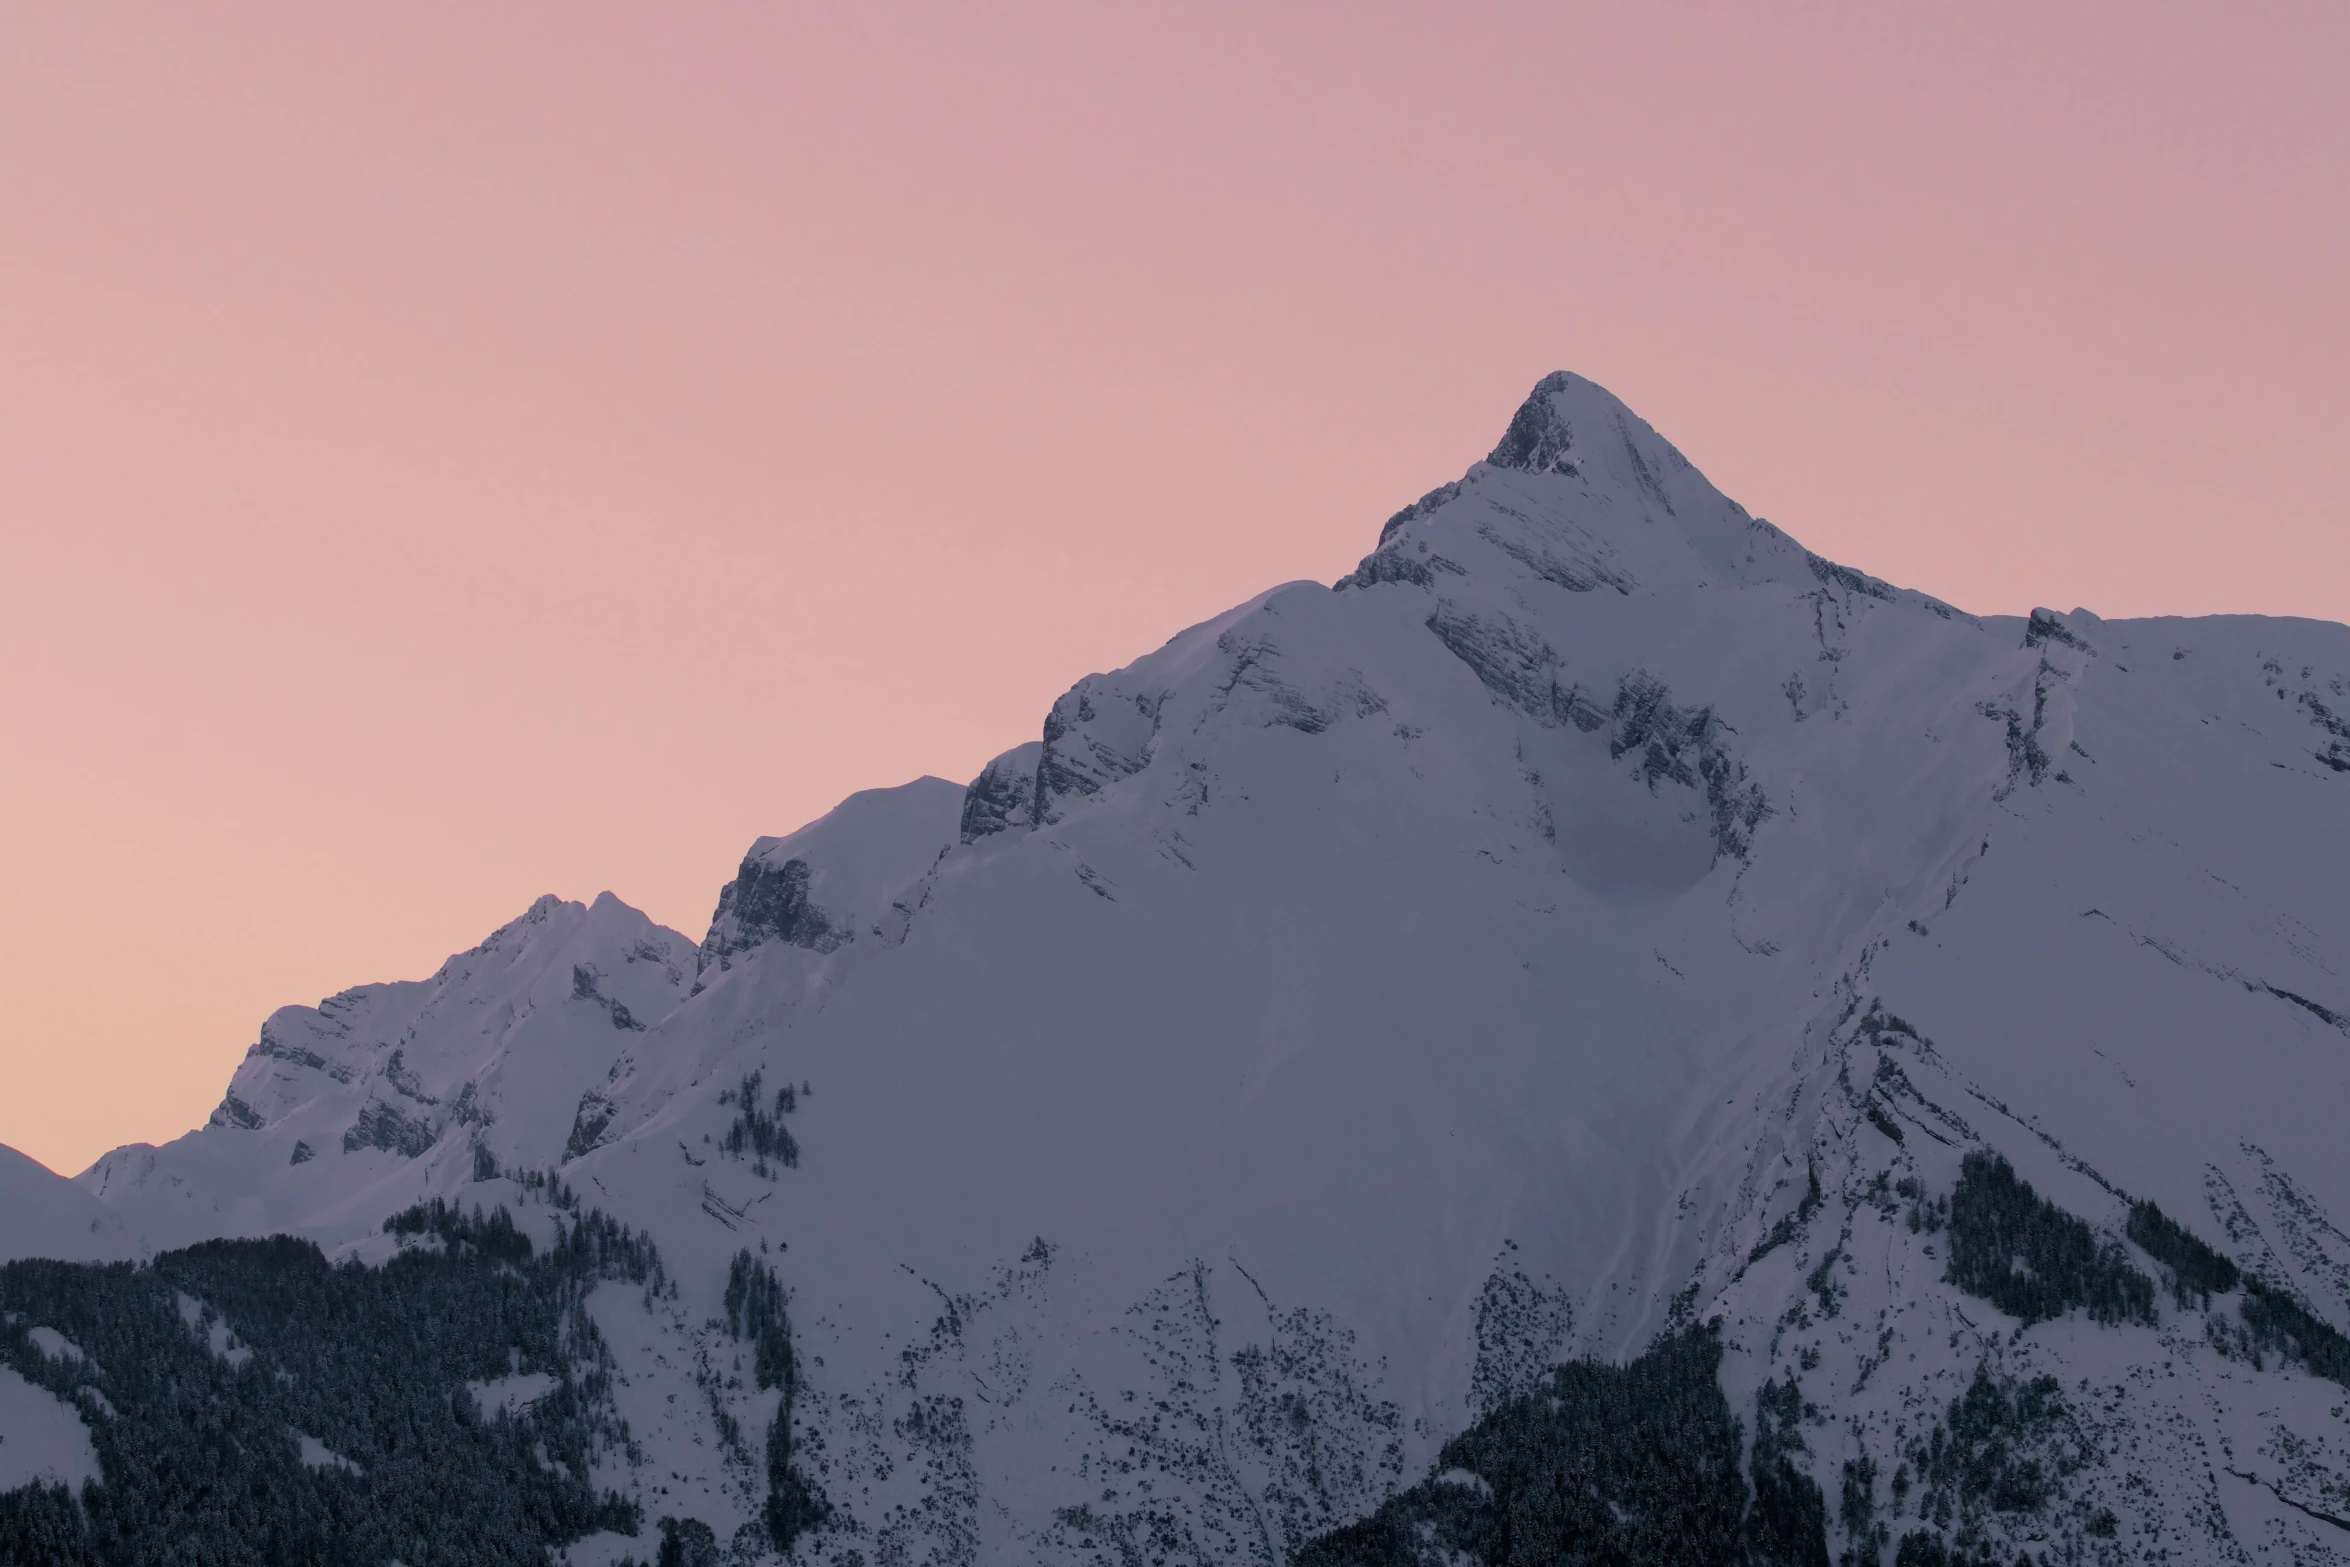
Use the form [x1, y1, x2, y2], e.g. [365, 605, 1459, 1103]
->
[173, 1290, 253, 1369]
[0, 1364, 100, 1494]
[0, 1142, 142, 1266]
[468, 1370, 557, 1419]
[14, 369, 2348, 1564]
[293, 1429, 362, 1476]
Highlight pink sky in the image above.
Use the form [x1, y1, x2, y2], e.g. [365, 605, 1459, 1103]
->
[3, 3, 2343, 1176]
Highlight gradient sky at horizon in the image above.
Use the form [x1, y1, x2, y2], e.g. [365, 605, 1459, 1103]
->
[3, 3, 2344, 1175]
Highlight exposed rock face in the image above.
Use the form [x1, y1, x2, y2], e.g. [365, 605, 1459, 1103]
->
[959, 741, 1043, 842]
[700, 856, 842, 970]
[562, 1089, 616, 1163]
[341, 1098, 437, 1159]
[1421, 601, 1595, 730]
[570, 964, 647, 1030]
[1035, 679, 1162, 824]
[688, 778, 963, 998]
[1486, 370, 1590, 476]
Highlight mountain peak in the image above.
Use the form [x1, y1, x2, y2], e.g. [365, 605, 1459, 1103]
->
[1488, 370, 1616, 475]
[47, 373, 2350, 1567]
[1484, 370, 1700, 507]
[1342, 370, 1810, 599]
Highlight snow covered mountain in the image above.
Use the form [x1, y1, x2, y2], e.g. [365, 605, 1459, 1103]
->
[0, 1145, 140, 1268]
[14, 371, 2350, 1565]
[83, 890, 700, 1251]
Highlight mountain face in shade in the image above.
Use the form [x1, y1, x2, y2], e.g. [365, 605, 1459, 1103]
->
[0, 1145, 142, 1268]
[81, 891, 701, 1249]
[13, 372, 2350, 1566]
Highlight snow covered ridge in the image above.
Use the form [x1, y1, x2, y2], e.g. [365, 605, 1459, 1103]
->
[16, 369, 2350, 1563]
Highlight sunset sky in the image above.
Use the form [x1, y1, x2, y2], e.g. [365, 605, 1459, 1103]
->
[3, 3, 2344, 1176]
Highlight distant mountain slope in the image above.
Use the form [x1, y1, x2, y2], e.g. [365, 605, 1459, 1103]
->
[0, 1143, 140, 1266]
[82, 891, 697, 1251]
[32, 372, 2350, 1566]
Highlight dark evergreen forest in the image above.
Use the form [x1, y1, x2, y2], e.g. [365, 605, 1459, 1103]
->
[0, 1200, 659, 1567]
[1943, 1153, 2153, 1328]
[1296, 1326, 1831, 1567]
[723, 1247, 827, 1551]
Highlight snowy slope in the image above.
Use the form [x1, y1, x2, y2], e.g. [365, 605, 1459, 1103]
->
[47, 372, 2350, 1564]
[0, 1144, 140, 1265]
[83, 891, 697, 1251]
[0, 1364, 100, 1496]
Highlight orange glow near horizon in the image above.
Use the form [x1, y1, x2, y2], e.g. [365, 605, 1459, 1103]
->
[3, 4, 2344, 1175]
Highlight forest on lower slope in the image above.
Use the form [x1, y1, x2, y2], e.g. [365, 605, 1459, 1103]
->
[1296, 1326, 1832, 1567]
[0, 1197, 660, 1567]
[1303, 1145, 2350, 1567]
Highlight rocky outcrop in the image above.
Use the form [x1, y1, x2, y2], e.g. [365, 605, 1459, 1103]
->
[1333, 542, 1464, 591]
[1424, 602, 1607, 732]
[2023, 606, 2092, 651]
[1606, 672, 1772, 860]
[1805, 551, 1895, 602]
[960, 742, 1044, 842]
[1378, 481, 1461, 546]
[562, 1089, 616, 1163]
[1476, 521, 1633, 595]
[698, 855, 844, 972]
[570, 964, 647, 1030]
[1034, 679, 1162, 825]
[341, 1098, 437, 1159]
[1486, 372, 1589, 477]
[208, 1095, 265, 1132]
